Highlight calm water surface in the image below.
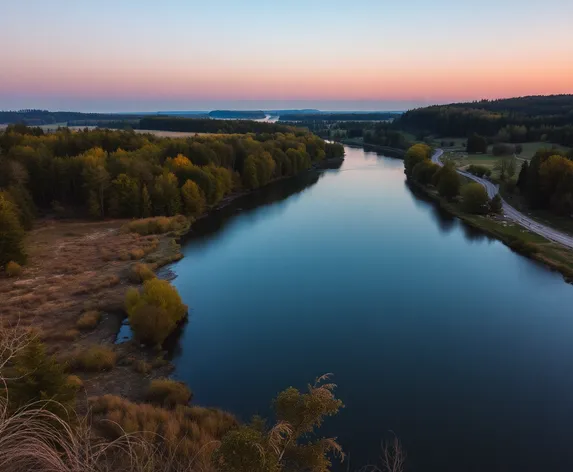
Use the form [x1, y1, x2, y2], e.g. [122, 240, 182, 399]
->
[169, 146, 573, 472]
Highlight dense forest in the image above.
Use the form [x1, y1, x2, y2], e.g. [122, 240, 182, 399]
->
[139, 117, 293, 134]
[208, 110, 266, 119]
[0, 124, 343, 266]
[281, 112, 398, 122]
[0, 110, 144, 126]
[397, 95, 573, 146]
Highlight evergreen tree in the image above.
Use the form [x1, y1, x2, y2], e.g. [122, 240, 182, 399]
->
[0, 193, 26, 266]
[517, 161, 529, 193]
[8, 338, 78, 416]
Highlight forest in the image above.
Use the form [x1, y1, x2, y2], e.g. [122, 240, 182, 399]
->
[0, 109, 144, 126]
[397, 94, 573, 146]
[0, 124, 343, 266]
[281, 112, 398, 122]
[139, 116, 293, 134]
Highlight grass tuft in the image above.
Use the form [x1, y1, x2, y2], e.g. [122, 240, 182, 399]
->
[76, 310, 101, 330]
[146, 378, 193, 408]
[74, 345, 117, 372]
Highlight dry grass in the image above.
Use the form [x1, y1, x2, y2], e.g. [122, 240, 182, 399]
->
[67, 374, 84, 390]
[74, 345, 117, 372]
[90, 394, 237, 461]
[146, 379, 193, 408]
[129, 248, 146, 260]
[122, 216, 189, 236]
[133, 360, 153, 375]
[77, 310, 102, 330]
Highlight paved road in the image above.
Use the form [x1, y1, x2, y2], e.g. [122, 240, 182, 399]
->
[431, 149, 573, 249]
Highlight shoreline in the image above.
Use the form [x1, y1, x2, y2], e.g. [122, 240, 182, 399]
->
[407, 179, 573, 284]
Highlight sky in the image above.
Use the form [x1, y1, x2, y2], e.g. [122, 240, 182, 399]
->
[1, 0, 573, 112]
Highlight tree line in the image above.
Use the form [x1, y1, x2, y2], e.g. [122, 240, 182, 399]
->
[0, 125, 344, 267]
[138, 117, 294, 134]
[397, 95, 573, 147]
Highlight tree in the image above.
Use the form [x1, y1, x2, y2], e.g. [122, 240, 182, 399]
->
[436, 164, 461, 199]
[109, 174, 140, 217]
[461, 183, 489, 214]
[492, 143, 515, 156]
[411, 160, 439, 185]
[467, 134, 488, 154]
[515, 144, 523, 155]
[516, 161, 529, 193]
[214, 374, 344, 472]
[0, 193, 26, 266]
[125, 279, 187, 346]
[496, 157, 517, 181]
[404, 143, 432, 177]
[153, 172, 181, 216]
[141, 184, 152, 217]
[489, 194, 503, 213]
[181, 179, 206, 217]
[8, 338, 78, 417]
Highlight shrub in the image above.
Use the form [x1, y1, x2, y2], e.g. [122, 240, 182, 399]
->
[122, 215, 189, 236]
[75, 345, 117, 371]
[76, 310, 101, 330]
[489, 194, 503, 213]
[66, 375, 84, 390]
[146, 378, 193, 408]
[129, 263, 156, 283]
[467, 164, 492, 178]
[89, 394, 237, 457]
[125, 279, 187, 346]
[5, 261, 22, 277]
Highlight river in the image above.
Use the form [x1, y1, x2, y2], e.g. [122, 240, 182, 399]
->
[168, 145, 573, 472]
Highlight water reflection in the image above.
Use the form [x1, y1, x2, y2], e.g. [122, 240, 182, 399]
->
[182, 169, 326, 246]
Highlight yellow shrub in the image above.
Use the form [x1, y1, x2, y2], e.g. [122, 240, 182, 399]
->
[67, 375, 84, 390]
[75, 345, 117, 371]
[5, 261, 22, 277]
[129, 248, 145, 260]
[129, 263, 156, 283]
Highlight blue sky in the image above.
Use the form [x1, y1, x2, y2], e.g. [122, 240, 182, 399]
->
[1, 0, 572, 111]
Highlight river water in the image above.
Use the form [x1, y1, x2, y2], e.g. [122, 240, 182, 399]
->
[169, 146, 573, 472]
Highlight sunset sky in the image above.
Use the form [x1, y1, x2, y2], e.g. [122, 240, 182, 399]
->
[2, 0, 572, 112]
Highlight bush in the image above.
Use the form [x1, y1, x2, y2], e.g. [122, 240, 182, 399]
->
[66, 375, 84, 390]
[436, 164, 461, 199]
[133, 359, 152, 374]
[129, 263, 156, 283]
[467, 164, 492, 178]
[122, 215, 189, 236]
[76, 310, 101, 330]
[489, 194, 503, 213]
[461, 183, 490, 214]
[89, 394, 237, 457]
[75, 345, 117, 371]
[146, 378, 193, 408]
[126, 279, 187, 346]
[5, 261, 22, 277]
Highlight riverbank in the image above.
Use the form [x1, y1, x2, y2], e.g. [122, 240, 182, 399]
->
[408, 179, 573, 283]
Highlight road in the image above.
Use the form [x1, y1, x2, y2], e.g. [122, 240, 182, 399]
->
[431, 149, 573, 249]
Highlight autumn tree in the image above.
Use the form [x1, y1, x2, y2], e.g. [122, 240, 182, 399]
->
[109, 173, 140, 217]
[214, 374, 344, 472]
[181, 179, 206, 217]
[404, 143, 432, 177]
[141, 184, 152, 217]
[153, 172, 181, 216]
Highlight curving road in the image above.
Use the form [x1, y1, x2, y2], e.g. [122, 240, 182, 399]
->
[431, 149, 573, 249]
